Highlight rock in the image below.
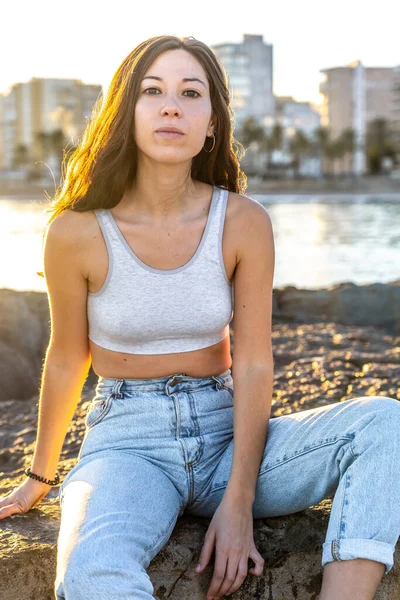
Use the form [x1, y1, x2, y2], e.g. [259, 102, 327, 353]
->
[0, 320, 399, 598]
[274, 280, 400, 334]
[0, 289, 52, 402]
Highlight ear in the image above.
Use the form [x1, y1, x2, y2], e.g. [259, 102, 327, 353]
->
[207, 116, 216, 137]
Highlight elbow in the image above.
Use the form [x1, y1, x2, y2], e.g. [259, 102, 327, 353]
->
[45, 347, 92, 375]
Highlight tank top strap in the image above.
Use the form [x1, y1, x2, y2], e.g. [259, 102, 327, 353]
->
[93, 208, 125, 257]
[92, 186, 229, 268]
[200, 186, 229, 255]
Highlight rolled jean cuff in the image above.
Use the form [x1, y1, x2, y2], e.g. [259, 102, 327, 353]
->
[322, 538, 394, 576]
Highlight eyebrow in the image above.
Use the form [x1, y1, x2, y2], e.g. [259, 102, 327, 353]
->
[142, 76, 207, 88]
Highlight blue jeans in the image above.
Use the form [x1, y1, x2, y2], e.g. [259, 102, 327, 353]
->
[55, 369, 400, 599]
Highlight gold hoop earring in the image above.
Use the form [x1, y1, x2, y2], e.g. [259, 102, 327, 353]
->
[203, 134, 216, 153]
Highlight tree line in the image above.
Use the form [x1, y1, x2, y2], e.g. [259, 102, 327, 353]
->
[10, 117, 398, 179]
[237, 116, 399, 176]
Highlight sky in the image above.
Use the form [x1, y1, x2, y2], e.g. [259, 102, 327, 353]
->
[1, 0, 399, 106]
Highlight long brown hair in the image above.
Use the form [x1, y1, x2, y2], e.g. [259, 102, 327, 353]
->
[43, 34, 247, 229]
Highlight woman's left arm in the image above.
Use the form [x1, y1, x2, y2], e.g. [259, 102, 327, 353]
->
[195, 197, 276, 599]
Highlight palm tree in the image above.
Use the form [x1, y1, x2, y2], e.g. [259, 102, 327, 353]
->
[262, 122, 284, 171]
[12, 144, 29, 169]
[337, 128, 355, 174]
[237, 117, 267, 173]
[33, 129, 68, 180]
[268, 123, 283, 152]
[50, 129, 66, 160]
[34, 132, 51, 160]
[367, 118, 396, 173]
[327, 138, 346, 176]
[313, 127, 332, 176]
[289, 130, 312, 176]
[238, 116, 265, 147]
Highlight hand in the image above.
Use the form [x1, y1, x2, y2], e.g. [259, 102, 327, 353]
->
[194, 495, 265, 599]
[0, 477, 53, 519]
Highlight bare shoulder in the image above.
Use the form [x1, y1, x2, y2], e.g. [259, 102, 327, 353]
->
[45, 208, 98, 277]
[226, 190, 273, 263]
[46, 207, 94, 243]
[226, 189, 271, 222]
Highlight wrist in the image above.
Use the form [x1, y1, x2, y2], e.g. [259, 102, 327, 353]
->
[223, 483, 255, 510]
[25, 466, 60, 486]
[30, 457, 60, 480]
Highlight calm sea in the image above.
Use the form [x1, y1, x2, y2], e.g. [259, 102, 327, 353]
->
[2, 193, 400, 293]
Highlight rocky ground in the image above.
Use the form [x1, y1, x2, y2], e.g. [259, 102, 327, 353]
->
[0, 318, 399, 599]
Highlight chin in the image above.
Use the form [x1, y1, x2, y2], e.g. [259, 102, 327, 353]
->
[148, 149, 196, 164]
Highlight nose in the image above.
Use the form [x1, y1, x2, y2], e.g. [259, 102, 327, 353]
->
[160, 97, 183, 118]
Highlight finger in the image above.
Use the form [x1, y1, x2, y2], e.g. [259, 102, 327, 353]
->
[195, 528, 216, 573]
[224, 555, 249, 596]
[206, 547, 228, 600]
[214, 553, 242, 598]
[248, 548, 265, 576]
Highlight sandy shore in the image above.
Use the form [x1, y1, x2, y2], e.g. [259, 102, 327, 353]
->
[245, 175, 400, 195]
[0, 182, 54, 200]
[0, 175, 399, 200]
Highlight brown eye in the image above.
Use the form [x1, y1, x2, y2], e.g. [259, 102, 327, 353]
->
[142, 88, 200, 98]
[183, 90, 201, 98]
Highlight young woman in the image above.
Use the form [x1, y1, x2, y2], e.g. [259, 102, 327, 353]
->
[0, 35, 398, 600]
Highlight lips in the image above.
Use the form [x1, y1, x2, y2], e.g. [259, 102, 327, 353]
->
[156, 128, 185, 140]
[156, 127, 184, 134]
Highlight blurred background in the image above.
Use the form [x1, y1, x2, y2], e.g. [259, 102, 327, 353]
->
[1, 0, 399, 292]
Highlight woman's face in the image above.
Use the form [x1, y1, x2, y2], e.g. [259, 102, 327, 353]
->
[134, 48, 215, 163]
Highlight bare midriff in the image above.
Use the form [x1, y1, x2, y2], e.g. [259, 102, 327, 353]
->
[89, 335, 233, 379]
[85, 182, 239, 380]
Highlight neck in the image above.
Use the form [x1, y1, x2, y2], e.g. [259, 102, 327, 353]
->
[122, 157, 199, 223]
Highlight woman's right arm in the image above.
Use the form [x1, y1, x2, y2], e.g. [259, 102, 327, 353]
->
[0, 210, 93, 518]
[0, 210, 93, 519]
[30, 209, 93, 481]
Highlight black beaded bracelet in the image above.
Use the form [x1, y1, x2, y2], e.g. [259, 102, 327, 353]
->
[24, 467, 60, 486]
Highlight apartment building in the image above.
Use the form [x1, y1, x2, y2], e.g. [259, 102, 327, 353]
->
[0, 78, 102, 173]
[211, 34, 275, 129]
[319, 61, 396, 174]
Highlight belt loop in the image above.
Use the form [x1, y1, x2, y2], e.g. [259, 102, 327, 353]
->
[165, 373, 187, 396]
[211, 375, 223, 390]
[112, 379, 124, 399]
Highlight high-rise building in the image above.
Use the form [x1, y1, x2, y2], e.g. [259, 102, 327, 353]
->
[0, 78, 102, 173]
[319, 62, 395, 135]
[319, 61, 396, 175]
[211, 34, 275, 129]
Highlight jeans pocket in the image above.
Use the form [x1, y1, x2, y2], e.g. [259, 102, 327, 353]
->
[85, 392, 114, 429]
